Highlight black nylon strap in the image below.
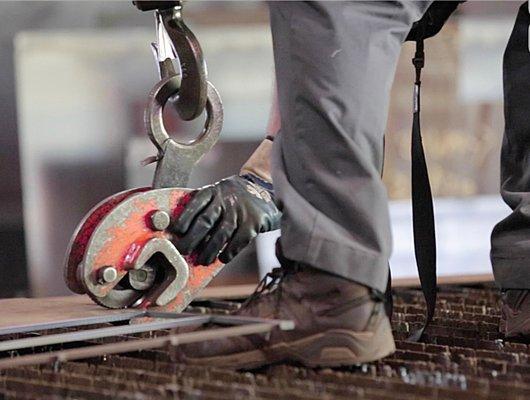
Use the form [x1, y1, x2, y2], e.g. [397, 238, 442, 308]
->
[408, 39, 437, 342]
[385, 265, 393, 318]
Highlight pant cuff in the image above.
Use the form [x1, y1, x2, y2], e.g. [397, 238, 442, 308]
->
[492, 256, 530, 289]
[280, 232, 389, 293]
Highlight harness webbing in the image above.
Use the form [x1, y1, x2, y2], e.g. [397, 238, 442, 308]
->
[408, 39, 438, 341]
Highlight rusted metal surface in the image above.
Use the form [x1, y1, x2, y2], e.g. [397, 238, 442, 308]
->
[63, 188, 225, 311]
[2, 285, 530, 399]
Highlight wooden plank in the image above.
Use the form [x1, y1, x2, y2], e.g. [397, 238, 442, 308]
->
[0, 296, 125, 329]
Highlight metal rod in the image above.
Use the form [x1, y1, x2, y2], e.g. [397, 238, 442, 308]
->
[148, 312, 294, 330]
[0, 323, 274, 369]
[211, 315, 295, 331]
[0, 315, 211, 352]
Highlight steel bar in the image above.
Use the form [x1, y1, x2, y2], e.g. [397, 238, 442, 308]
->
[0, 323, 275, 369]
[209, 314, 295, 330]
[0, 311, 293, 352]
[0, 315, 211, 352]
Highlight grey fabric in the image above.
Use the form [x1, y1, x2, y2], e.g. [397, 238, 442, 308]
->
[269, 1, 432, 292]
[491, 3, 530, 289]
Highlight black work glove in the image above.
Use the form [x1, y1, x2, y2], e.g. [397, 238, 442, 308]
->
[406, 1, 464, 42]
[172, 175, 281, 265]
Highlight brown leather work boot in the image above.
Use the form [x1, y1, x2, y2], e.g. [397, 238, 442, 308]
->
[502, 289, 530, 340]
[179, 265, 395, 369]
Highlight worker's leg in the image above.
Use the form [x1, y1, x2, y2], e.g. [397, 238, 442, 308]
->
[491, 3, 530, 338]
[179, 1, 431, 368]
[270, 1, 431, 293]
[491, 3, 530, 289]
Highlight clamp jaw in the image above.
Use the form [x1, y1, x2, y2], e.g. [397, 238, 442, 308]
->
[63, 2, 224, 311]
[63, 187, 224, 311]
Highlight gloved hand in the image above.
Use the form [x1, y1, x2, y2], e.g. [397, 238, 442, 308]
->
[172, 175, 281, 265]
[406, 1, 464, 42]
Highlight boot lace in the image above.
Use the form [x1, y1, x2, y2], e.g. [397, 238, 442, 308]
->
[240, 267, 290, 314]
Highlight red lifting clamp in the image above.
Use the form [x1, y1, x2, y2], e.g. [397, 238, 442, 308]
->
[64, 3, 224, 311]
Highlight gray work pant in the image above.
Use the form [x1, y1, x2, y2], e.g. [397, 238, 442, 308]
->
[491, 3, 530, 289]
[269, 1, 431, 292]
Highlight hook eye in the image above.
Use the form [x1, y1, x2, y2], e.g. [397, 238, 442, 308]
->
[146, 75, 222, 151]
[145, 75, 223, 188]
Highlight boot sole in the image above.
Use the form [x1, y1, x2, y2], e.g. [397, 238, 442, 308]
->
[181, 316, 395, 369]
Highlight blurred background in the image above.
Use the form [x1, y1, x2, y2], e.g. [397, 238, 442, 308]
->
[0, 1, 521, 298]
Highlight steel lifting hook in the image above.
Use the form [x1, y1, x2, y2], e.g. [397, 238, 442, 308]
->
[141, 1, 223, 189]
[135, 0, 207, 121]
[140, 1, 224, 188]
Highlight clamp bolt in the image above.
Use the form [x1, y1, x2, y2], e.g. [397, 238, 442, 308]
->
[151, 210, 170, 231]
[99, 266, 118, 284]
